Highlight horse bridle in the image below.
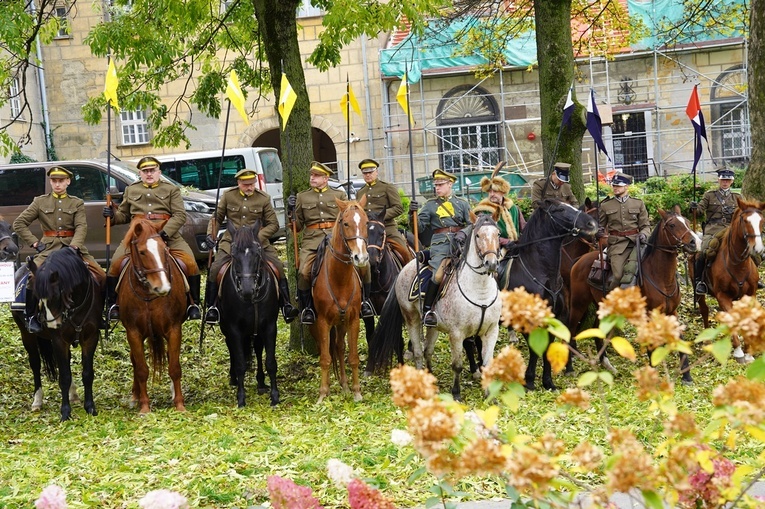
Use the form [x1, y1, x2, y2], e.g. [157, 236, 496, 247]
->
[39, 274, 97, 344]
[328, 206, 368, 264]
[129, 233, 172, 296]
[643, 215, 692, 253]
[463, 217, 500, 275]
[727, 208, 763, 265]
[229, 242, 270, 303]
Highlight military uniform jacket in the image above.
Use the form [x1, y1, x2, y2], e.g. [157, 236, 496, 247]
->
[531, 178, 578, 209]
[208, 188, 279, 256]
[294, 186, 348, 252]
[599, 195, 651, 256]
[417, 194, 471, 268]
[113, 181, 187, 240]
[13, 193, 93, 259]
[357, 180, 404, 230]
[698, 188, 740, 237]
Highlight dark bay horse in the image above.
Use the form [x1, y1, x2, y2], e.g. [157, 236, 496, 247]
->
[118, 218, 187, 413]
[12, 248, 103, 421]
[311, 196, 369, 403]
[692, 198, 765, 361]
[219, 221, 280, 407]
[368, 213, 501, 401]
[500, 199, 598, 390]
[0, 217, 18, 261]
[568, 206, 700, 383]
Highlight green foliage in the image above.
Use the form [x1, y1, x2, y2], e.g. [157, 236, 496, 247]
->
[9, 151, 36, 163]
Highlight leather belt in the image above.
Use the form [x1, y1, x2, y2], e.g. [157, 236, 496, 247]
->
[434, 226, 462, 234]
[43, 230, 75, 237]
[609, 228, 639, 237]
[146, 213, 171, 220]
[307, 221, 335, 230]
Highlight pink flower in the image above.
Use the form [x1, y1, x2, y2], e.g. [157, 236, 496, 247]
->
[35, 485, 67, 509]
[138, 489, 188, 509]
[678, 453, 736, 508]
[267, 476, 324, 509]
[347, 479, 396, 509]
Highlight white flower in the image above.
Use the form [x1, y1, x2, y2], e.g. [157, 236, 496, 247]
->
[327, 458, 356, 488]
[138, 489, 189, 509]
[35, 485, 67, 509]
[390, 429, 413, 447]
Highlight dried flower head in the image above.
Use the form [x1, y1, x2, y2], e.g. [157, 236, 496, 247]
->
[662, 443, 697, 491]
[597, 286, 647, 325]
[716, 295, 765, 355]
[390, 429, 413, 447]
[712, 376, 765, 425]
[35, 485, 68, 509]
[267, 476, 324, 509]
[407, 399, 461, 457]
[499, 287, 554, 333]
[664, 412, 698, 439]
[481, 345, 526, 388]
[327, 459, 356, 488]
[556, 388, 592, 410]
[347, 479, 396, 509]
[505, 445, 560, 497]
[456, 437, 507, 478]
[606, 429, 655, 493]
[389, 365, 438, 409]
[425, 448, 461, 478]
[137, 490, 189, 509]
[532, 432, 566, 457]
[633, 366, 674, 401]
[571, 442, 603, 471]
[635, 309, 685, 351]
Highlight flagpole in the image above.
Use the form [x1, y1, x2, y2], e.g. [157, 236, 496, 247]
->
[403, 71, 418, 252]
[104, 54, 115, 343]
[346, 75, 351, 194]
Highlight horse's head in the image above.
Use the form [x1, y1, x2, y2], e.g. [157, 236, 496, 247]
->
[580, 198, 600, 241]
[468, 212, 500, 274]
[128, 218, 171, 296]
[656, 206, 700, 254]
[735, 197, 765, 255]
[0, 218, 18, 261]
[366, 208, 386, 268]
[335, 196, 369, 268]
[31, 248, 91, 330]
[228, 221, 264, 303]
[544, 199, 598, 238]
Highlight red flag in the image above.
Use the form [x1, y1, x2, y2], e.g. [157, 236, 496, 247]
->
[686, 85, 707, 173]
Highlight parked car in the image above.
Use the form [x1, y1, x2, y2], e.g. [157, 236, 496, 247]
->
[0, 160, 213, 267]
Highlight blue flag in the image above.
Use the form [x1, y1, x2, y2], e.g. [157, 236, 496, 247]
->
[561, 86, 574, 129]
[586, 89, 610, 160]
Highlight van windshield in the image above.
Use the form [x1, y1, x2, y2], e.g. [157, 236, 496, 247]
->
[259, 151, 283, 183]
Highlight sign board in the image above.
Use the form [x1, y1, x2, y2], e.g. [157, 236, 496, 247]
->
[0, 262, 15, 302]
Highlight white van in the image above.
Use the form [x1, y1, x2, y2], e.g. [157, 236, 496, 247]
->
[154, 147, 285, 234]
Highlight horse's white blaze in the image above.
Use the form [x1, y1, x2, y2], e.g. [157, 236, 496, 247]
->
[31, 388, 43, 411]
[679, 216, 702, 251]
[349, 211, 369, 267]
[39, 298, 61, 329]
[146, 237, 172, 292]
[746, 212, 764, 254]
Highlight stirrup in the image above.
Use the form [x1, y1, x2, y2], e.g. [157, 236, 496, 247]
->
[186, 304, 201, 320]
[282, 305, 298, 323]
[26, 317, 43, 334]
[204, 306, 220, 324]
[361, 300, 375, 318]
[695, 281, 707, 295]
[108, 304, 120, 321]
[423, 310, 438, 328]
[300, 308, 315, 325]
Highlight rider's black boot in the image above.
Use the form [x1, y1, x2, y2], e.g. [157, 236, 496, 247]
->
[361, 282, 375, 318]
[186, 274, 202, 320]
[25, 290, 43, 334]
[106, 275, 120, 321]
[298, 289, 315, 325]
[694, 254, 707, 295]
[422, 281, 439, 328]
[278, 277, 298, 323]
[203, 279, 219, 324]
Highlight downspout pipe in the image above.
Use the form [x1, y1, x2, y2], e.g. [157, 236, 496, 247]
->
[30, 1, 53, 159]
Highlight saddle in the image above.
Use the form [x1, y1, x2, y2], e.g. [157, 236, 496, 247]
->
[310, 235, 331, 286]
[407, 259, 456, 302]
[116, 255, 190, 293]
[215, 259, 281, 299]
[587, 251, 613, 290]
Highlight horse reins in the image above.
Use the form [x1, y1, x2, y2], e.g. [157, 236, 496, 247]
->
[40, 273, 97, 345]
[721, 209, 763, 297]
[367, 219, 397, 291]
[321, 206, 366, 322]
[638, 215, 692, 311]
[229, 242, 271, 304]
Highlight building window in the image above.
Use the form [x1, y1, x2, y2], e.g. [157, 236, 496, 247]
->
[436, 85, 501, 172]
[54, 5, 70, 38]
[8, 77, 21, 118]
[710, 65, 750, 166]
[120, 110, 150, 145]
[297, 0, 323, 18]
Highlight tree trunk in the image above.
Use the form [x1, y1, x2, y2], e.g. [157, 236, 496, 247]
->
[534, 0, 588, 202]
[743, 0, 764, 200]
[253, 0, 317, 352]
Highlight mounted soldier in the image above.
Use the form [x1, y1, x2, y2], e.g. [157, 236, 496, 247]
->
[597, 172, 651, 291]
[472, 174, 524, 246]
[203, 169, 298, 324]
[13, 166, 106, 333]
[530, 162, 578, 210]
[288, 161, 375, 324]
[102, 156, 201, 321]
[408, 169, 471, 327]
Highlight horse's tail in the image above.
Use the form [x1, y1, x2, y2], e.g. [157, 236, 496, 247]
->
[366, 288, 404, 374]
[37, 337, 58, 382]
[148, 334, 166, 379]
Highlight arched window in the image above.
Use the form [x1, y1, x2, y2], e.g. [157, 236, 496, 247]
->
[710, 65, 750, 165]
[436, 85, 501, 172]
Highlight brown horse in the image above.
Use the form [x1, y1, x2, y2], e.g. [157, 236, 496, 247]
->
[692, 198, 765, 362]
[310, 196, 369, 403]
[118, 217, 187, 413]
[568, 206, 700, 383]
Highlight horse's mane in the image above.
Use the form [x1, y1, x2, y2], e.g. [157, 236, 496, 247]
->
[521, 199, 564, 240]
[231, 224, 259, 252]
[34, 248, 91, 299]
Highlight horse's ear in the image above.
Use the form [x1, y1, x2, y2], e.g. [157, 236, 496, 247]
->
[252, 219, 262, 236]
[672, 204, 682, 215]
[584, 197, 592, 208]
[469, 210, 477, 224]
[358, 194, 367, 209]
[133, 221, 144, 237]
[336, 197, 348, 211]
[227, 221, 237, 236]
[28, 256, 38, 275]
[658, 208, 667, 219]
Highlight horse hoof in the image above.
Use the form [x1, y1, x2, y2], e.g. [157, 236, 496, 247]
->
[317, 396, 326, 404]
[524, 384, 537, 392]
[681, 379, 694, 387]
[734, 354, 755, 365]
[563, 368, 576, 377]
[471, 371, 482, 382]
[602, 358, 618, 375]
[362, 370, 373, 378]
[544, 385, 560, 392]
[257, 386, 268, 395]
[354, 393, 363, 402]
[403, 351, 413, 362]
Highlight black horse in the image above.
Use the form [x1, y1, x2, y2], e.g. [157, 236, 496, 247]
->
[12, 248, 104, 421]
[499, 199, 598, 390]
[219, 221, 280, 407]
[364, 209, 404, 341]
[0, 217, 18, 261]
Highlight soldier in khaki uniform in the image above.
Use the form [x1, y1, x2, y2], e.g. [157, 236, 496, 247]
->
[103, 156, 201, 321]
[288, 162, 372, 325]
[13, 166, 106, 333]
[530, 162, 578, 210]
[597, 172, 651, 291]
[203, 169, 297, 324]
[355, 158, 413, 266]
[689, 169, 741, 294]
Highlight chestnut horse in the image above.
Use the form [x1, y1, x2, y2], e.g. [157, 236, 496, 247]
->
[310, 196, 369, 403]
[568, 206, 700, 383]
[692, 198, 765, 362]
[12, 248, 103, 421]
[118, 218, 187, 413]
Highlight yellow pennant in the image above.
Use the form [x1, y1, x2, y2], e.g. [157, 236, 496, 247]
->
[103, 59, 120, 112]
[225, 70, 249, 125]
[340, 81, 362, 127]
[278, 73, 298, 131]
[396, 74, 414, 125]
